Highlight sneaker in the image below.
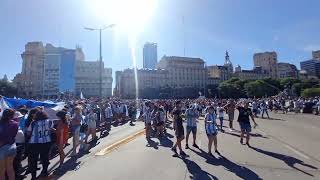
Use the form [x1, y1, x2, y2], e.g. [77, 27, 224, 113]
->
[229, 128, 234, 132]
[215, 150, 221, 155]
[171, 147, 177, 154]
[240, 139, 243, 145]
[221, 129, 225, 133]
[208, 152, 215, 158]
[193, 144, 199, 149]
[185, 144, 189, 149]
[180, 151, 187, 156]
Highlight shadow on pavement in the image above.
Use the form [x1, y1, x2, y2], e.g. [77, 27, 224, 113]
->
[181, 158, 218, 180]
[223, 131, 268, 139]
[159, 135, 174, 148]
[190, 148, 262, 180]
[51, 156, 82, 178]
[249, 146, 318, 177]
[146, 138, 159, 149]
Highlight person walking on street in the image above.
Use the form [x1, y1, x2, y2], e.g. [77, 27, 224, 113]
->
[225, 100, 236, 131]
[27, 111, 54, 179]
[171, 101, 187, 157]
[0, 109, 19, 180]
[55, 111, 69, 167]
[185, 104, 199, 149]
[71, 106, 83, 156]
[236, 101, 258, 147]
[217, 103, 225, 132]
[85, 109, 98, 143]
[205, 106, 219, 157]
[261, 100, 270, 119]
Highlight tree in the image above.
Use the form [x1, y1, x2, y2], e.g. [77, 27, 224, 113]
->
[301, 88, 320, 97]
[0, 80, 17, 97]
[244, 80, 279, 98]
[218, 82, 245, 98]
[280, 78, 301, 89]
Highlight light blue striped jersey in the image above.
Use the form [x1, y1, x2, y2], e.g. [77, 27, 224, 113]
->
[186, 108, 198, 127]
[28, 119, 53, 144]
[205, 113, 217, 134]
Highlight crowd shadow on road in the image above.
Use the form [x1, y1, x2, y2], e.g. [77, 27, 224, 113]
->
[249, 146, 318, 177]
[259, 117, 286, 121]
[48, 138, 100, 179]
[190, 148, 262, 180]
[181, 157, 219, 180]
[223, 131, 268, 139]
[146, 138, 159, 149]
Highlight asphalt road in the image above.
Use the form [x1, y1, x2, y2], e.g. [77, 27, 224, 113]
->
[55, 114, 320, 180]
[54, 112, 320, 180]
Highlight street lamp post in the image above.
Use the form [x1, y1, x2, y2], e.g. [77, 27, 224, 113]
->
[84, 24, 115, 98]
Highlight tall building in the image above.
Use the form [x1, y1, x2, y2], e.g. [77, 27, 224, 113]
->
[143, 42, 157, 69]
[43, 44, 66, 96]
[253, 51, 278, 78]
[59, 49, 77, 93]
[234, 66, 269, 80]
[312, 50, 320, 60]
[277, 62, 298, 79]
[300, 59, 320, 78]
[18, 42, 112, 98]
[224, 51, 233, 74]
[75, 61, 113, 97]
[20, 42, 45, 97]
[157, 56, 207, 89]
[117, 68, 168, 99]
[207, 65, 230, 81]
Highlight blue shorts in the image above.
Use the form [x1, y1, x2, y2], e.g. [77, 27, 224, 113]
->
[0, 143, 17, 160]
[206, 131, 218, 137]
[186, 126, 197, 134]
[239, 122, 251, 133]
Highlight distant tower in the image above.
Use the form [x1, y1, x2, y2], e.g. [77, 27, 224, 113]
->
[235, 64, 241, 72]
[224, 50, 233, 73]
[2, 74, 8, 82]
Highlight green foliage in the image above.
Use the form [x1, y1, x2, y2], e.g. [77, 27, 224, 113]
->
[244, 80, 279, 98]
[0, 80, 17, 98]
[301, 88, 320, 97]
[280, 78, 301, 89]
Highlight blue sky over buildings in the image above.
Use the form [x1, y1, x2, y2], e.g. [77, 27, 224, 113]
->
[1, 0, 320, 80]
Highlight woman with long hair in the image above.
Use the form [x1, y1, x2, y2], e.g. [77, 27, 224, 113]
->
[27, 111, 54, 180]
[0, 108, 19, 180]
[85, 108, 97, 144]
[24, 108, 40, 175]
[55, 111, 69, 167]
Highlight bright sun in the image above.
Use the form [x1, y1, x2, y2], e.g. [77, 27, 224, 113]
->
[89, 0, 156, 34]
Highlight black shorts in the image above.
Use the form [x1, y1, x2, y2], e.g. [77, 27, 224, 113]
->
[175, 128, 184, 139]
[157, 121, 164, 126]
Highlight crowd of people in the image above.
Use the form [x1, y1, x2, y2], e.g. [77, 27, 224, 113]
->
[0, 95, 319, 180]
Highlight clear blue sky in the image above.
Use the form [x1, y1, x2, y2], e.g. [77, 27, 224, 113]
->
[1, 0, 320, 82]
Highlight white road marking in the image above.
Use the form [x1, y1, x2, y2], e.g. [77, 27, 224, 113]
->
[256, 128, 311, 160]
[283, 144, 310, 160]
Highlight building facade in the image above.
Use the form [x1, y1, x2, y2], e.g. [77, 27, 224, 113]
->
[20, 42, 45, 97]
[207, 65, 230, 81]
[312, 50, 320, 60]
[300, 59, 320, 78]
[143, 42, 157, 69]
[17, 42, 111, 98]
[277, 62, 298, 79]
[234, 66, 269, 80]
[253, 51, 278, 78]
[118, 68, 168, 99]
[75, 61, 113, 97]
[157, 56, 207, 89]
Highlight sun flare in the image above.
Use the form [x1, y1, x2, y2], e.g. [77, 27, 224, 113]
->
[90, 0, 156, 34]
